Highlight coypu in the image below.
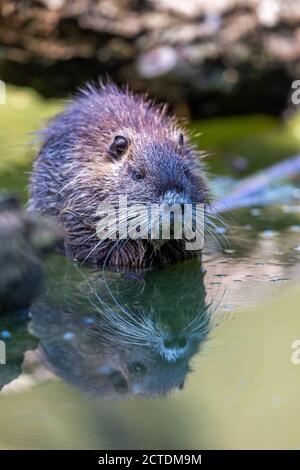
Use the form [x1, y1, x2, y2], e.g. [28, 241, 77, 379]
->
[29, 82, 210, 267]
[30, 256, 210, 398]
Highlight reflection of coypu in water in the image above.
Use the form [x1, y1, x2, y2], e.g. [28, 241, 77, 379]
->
[29, 83, 210, 267]
[0, 195, 61, 313]
[0, 310, 38, 390]
[30, 256, 210, 398]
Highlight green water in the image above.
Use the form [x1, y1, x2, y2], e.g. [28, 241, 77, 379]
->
[1, 86, 300, 449]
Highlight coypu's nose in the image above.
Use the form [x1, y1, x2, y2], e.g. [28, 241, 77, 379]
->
[161, 335, 188, 362]
[159, 191, 192, 237]
[163, 336, 187, 349]
[161, 190, 191, 206]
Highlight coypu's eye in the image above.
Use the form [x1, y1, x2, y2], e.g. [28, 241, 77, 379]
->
[132, 170, 144, 182]
[108, 135, 130, 160]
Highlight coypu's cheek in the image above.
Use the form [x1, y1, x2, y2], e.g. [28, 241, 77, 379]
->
[185, 173, 209, 204]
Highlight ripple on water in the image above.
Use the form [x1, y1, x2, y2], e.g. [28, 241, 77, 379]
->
[289, 225, 300, 232]
[1, 330, 11, 339]
[62, 332, 75, 341]
[260, 229, 279, 238]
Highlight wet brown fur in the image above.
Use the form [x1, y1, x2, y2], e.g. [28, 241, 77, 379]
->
[29, 82, 209, 267]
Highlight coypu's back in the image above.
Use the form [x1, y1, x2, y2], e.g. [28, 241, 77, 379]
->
[29, 82, 209, 267]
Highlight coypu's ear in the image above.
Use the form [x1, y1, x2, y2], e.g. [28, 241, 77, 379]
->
[178, 133, 184, 148]
[178, 133, 186, 157]
[108, 135, 130, 160]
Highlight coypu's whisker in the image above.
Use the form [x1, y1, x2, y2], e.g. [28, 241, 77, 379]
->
[204, 214, 227, 250]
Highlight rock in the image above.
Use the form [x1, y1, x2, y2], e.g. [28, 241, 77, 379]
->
[0, 195, 61, 313]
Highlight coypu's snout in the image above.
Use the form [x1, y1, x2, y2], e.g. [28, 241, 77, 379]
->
[155, 190, 195, 242]
[160, 334, 189, 362]
[160, 190, 192, 207]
